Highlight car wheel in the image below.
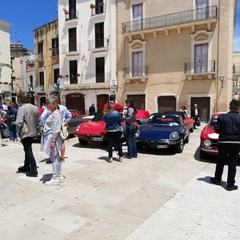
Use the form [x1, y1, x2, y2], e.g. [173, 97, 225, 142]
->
[79, 139, 88, 145]
[175, 138, 184, 153]
[136, 143, 143, 149]
[1, 128, 9, 138]
[200, 149, 207, 159]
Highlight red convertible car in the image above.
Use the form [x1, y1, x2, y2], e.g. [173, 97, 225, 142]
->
[74, 110, 151, 146]
[199, 112, 226, 159]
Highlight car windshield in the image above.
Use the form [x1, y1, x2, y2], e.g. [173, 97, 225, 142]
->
[148, 114, 180, 126]
[209, 115, 219, 127]
[92, 112, 104, 122]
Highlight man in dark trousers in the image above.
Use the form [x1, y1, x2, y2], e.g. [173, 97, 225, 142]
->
[15, 96, 39, 177]
[211, 99, 240, 191]
[191, 103, 200, 129]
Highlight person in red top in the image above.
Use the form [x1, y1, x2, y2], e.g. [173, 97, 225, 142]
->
[103, 95, 123, 113]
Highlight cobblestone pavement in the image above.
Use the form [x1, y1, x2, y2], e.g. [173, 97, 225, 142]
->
[1, 126, 240, 240]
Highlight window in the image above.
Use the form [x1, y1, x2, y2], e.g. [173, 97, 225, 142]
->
[127, 94, 145, 110]
[95, 22, 104, 48]
[194, 44, 208, 73]
[132, 4, 143, 31]
[52, 38, 59, 56]
[95, 0, 104, 14]
[69, 0, 77, 19]
[53, 69, 59, 84]
[132, 51, 143, 77]
[196, 0, 209, 20]
[69, 60, 78, 84]
[69, 28, 77, 51]
[38, 42, 43, 59]
[39, 72, 44, 87]
[96, 57, 105, 83]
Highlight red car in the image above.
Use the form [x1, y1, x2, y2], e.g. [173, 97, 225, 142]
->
[74, 110, 151, 146]
[200, 112, 226, 159]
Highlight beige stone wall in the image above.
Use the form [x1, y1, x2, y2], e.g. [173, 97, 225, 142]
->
[117, 0, 236, 118]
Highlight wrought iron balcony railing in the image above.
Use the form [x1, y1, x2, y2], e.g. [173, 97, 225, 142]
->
[184, 60, 215, 74]
[88, 38, 109, 50]
[122, 6, 217, 33]
[123, 66, 148, 78]
[91, 3, 106, 16]
[62, 43, 81, 53]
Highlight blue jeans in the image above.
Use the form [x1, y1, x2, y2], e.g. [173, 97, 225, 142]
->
[125, 128, 137, 158]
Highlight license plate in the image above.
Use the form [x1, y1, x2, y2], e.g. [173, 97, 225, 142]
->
[156, 145, 168, 149]
[92, 137, 103, 141]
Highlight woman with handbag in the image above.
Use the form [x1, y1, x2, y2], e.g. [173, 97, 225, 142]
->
[40, 96, 63, 186]
[104, 102, 124, 163]
[124, 98, 138, 159]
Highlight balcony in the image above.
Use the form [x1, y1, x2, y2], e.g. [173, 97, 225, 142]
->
[184, 60, 216, 80]
[88, 38, 109, 52]
[123, 66, 148, 83]
[122, 6, 217, 38]
[35, 85, 45, 93]
[65, 10, 79, 23]
[233, 65, 240, 75]
[62, 43, 81, 56]
[91, 3, 106, 17]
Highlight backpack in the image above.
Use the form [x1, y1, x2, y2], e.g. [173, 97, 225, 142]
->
[60, 121, 69, 140]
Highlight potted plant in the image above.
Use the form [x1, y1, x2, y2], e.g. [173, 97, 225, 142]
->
[90, 3, 95, 8]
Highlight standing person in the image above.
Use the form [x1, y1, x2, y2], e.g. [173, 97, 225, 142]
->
[191, 103, 200, 129]
[41, 96, 63, 186]
[124, 98, 138, 159]
[6, 103, 18, 141]
[103, 95, 123, 113]
[15, 97, 39, 177]
[180, 105, 188, 115]
[89, 103, 96, 116]
[211, 100, 240, 191]
[104, 102, 124, 163]
[41, 99, 72, 163]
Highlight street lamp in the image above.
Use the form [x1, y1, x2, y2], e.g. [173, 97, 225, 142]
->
[218, 73, 225, 88]
[109, 79, 118, 93]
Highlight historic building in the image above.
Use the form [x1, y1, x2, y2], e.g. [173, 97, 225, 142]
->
[58, 0, 117, 114]
[0, 20, 12, 104]
[117, 0, 236, 121]
[34, 19, 59, 107]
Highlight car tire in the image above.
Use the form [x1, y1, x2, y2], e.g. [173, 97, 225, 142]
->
[136, 143, 143, 149]
[175, 138, 184, 153]
[79, 139, 88, 145]
[200, 149, 207, 159]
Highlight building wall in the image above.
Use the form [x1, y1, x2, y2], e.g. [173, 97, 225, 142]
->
[0, 20, 12, 102]
[117, 0, 236, 120]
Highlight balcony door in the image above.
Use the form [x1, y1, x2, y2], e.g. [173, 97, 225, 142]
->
[196, 0, 209, 19]
[69, 0, 77, 19]
[95, 22, 104, 48]
[96, 57, 105, 83]
[132, 51, 143, 77]
[69, 28, 77, 52]
[132, 4, 143, 31]
[69, 60, 78, 84]
[194, 44, 208, 73]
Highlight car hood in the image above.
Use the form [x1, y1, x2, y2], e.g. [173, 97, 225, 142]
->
[201, 126, 219, 140]
[74, 121, 106, 135]
[138, 124, 180, 140]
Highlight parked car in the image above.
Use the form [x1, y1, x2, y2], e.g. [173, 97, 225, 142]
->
[165, 111, 195, 132]
[199, 112, 226, 159]
[135, 113, 190, 153]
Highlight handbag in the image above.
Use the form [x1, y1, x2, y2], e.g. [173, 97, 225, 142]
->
[196, 118, 201, 126]
[60, 121, 69, 140]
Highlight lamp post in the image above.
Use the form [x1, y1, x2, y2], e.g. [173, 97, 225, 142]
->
[28, 83, 34, 104]
[109, 79, 118, 94]
[219, 73, 225, 88]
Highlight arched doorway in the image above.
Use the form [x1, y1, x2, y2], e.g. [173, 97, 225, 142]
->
[158, 96, 176, 112]
[66, 93, 85, 114]
[97, 94, 109, 113]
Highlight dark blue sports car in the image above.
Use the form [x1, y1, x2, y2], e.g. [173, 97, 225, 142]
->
[135, 113, 190, 153]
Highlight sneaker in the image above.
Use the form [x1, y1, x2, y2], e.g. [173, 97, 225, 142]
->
[45, 176, 60, 186]
[107, 157, 113, 163]
[210, 177, 221, 185]
[118, 157, 123, 162]
[45, 159, 52, 164]
[58, 175, 65, 183]
[17, 166, 30, 173]
[226, 185, 238, 191]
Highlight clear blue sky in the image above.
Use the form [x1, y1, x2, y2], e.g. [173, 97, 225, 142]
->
[0, 0, 240, 51]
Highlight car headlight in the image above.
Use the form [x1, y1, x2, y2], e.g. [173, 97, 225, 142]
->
[76, 125, 80, 131]
[134, 129, 140, 138]
[169, 131, 179, 140]
[203, 139, 211, 147]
